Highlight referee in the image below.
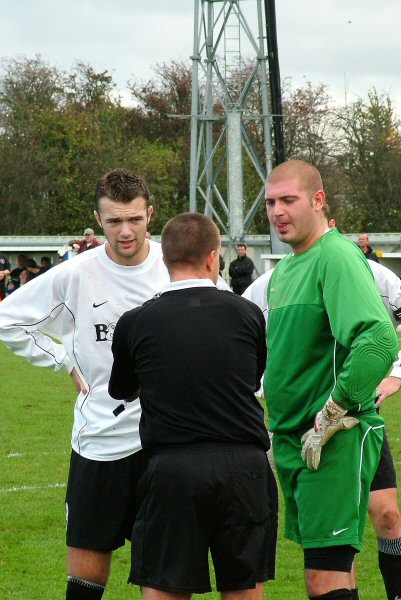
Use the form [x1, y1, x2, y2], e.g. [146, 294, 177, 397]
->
[109, 212, 278, 600]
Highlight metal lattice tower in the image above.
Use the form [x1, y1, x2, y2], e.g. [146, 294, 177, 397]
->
[189, 0, 273, 245]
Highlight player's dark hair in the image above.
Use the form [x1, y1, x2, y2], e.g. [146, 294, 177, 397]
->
[162, 212, 220, 269]
[94, 169, 150, 210]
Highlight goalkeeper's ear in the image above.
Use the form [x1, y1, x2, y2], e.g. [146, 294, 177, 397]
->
[313, 189, 326, 212]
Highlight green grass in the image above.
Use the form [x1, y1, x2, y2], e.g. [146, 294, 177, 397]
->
[0, 340, 400, 599]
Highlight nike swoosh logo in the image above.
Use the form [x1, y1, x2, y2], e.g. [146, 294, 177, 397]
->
[93, 301, 108, 308]
[332, 528, 349, 536]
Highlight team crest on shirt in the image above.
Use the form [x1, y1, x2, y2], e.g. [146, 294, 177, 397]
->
[94, 321, 116, 341]
[91, 298, 121, 342]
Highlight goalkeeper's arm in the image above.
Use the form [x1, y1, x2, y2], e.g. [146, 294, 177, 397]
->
[301, 397, 359, 470]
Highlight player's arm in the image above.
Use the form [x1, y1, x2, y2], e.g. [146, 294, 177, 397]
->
[302, 251, 397, 470]
[0, 269, 73, 373]
[242, 273, 272, 397]
[376, 350, 401, 405]
[70, 367, 89, 394]
[368, 259, 401, 321]
[324, 251, 398, 410]
[369, 261, 401, 404]
[109, 312, 140, 401]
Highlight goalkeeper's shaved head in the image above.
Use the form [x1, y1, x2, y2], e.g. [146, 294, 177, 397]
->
[267, 159, 324, 196]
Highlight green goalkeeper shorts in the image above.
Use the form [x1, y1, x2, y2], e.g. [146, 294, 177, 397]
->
[273, 411, 384, 550]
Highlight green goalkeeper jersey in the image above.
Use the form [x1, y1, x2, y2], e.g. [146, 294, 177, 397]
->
[264, 228, 398, 434]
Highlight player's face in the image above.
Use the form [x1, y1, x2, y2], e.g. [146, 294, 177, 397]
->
[95, 196, 153, 266]
[265, 177, 323, 254]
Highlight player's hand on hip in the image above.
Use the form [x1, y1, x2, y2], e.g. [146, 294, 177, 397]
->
[301, 397, 359, 470]
[376, 376, 401, 406]
[70, 367, 89, 394]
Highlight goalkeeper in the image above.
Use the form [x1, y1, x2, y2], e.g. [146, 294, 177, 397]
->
[264, 160, 398, 600]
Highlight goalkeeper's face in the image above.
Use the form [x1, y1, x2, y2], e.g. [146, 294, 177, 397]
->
[265, 177, 325, 255]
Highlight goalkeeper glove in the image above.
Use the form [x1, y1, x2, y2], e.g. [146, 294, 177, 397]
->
[301, 397, 359, 470]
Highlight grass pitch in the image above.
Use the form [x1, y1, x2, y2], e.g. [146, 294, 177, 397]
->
[0, 341, 400, 599]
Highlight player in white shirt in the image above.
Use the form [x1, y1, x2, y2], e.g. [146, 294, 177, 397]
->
[244, 219, 401, 600]
[0, 169, 170, 600]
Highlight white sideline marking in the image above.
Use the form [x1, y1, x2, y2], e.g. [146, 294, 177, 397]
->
[0, 482, 66, 494]
[6, 451, 68, 458]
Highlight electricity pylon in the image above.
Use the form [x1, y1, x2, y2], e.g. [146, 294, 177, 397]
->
[189, 0, 273, 245]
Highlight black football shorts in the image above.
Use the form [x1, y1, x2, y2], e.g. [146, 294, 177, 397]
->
[65, 449, 148, 551]
[130, 444, 278, 593]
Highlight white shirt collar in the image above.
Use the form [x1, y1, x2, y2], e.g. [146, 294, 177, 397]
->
[162, 278, 216, 293]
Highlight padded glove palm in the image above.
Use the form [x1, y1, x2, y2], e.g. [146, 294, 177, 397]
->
[301, 397, 359, 470]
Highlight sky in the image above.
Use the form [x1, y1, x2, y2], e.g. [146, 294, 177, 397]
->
[1, 0, 401, 114]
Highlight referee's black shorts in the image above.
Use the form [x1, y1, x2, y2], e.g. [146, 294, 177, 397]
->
[370, 430, 397, 491]
[65, 449, 148, 551]
[130, 444, 278, 594]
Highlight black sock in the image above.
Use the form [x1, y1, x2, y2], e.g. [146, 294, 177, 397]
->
[351, 588, 359, 600]
[66, 576, 105, 599]
[378, 543, 401, 600]
[308, 589, 353, 599]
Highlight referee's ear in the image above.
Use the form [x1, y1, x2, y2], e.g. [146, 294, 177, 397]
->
[206, 249, 220, 284]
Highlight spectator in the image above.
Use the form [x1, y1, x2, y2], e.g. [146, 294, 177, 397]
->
[0, 253, 11, 300]
[229, 242, 254, 294]
[40, 256, 52, 272]
[6, 280, 16, 296]
[10, 254, 27, 289]
[21, 258, 44, 285]
[358, 233, 380, 262]
[69, 228, 102, 254]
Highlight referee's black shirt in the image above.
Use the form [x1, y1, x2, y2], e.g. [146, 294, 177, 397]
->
[109, 281, 269, 451]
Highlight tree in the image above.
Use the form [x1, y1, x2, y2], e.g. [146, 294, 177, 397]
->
[334, 90, 401, 231]
[1, 56, 400, 236]
[0, 56, 183, 235]
[128, 60, 192, 215]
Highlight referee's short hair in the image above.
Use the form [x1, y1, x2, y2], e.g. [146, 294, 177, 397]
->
[162, 212, 220, 269]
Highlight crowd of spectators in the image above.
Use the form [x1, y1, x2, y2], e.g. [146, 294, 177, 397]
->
[0, 227, 102, 301]
[0, 254, 54, 299]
